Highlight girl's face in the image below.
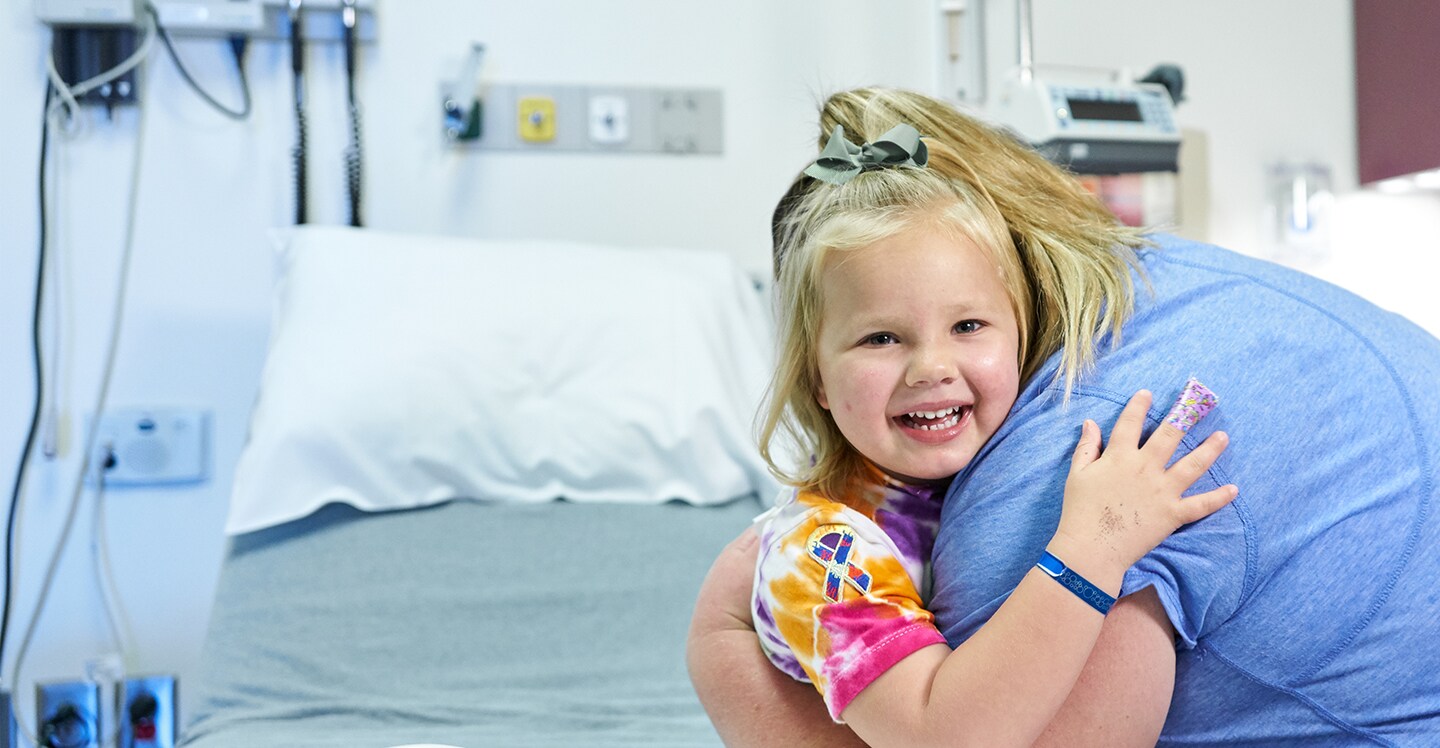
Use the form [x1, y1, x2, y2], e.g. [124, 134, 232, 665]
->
[814, 223, 1021, 485]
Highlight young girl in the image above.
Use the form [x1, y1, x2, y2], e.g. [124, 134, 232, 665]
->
[736, 123, 1235, 747]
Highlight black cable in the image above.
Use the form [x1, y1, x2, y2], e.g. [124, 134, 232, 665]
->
[344, 103, 362, 227]
[2, 82, 54, 677]
[342, 0, 362, 228]
[291, 0, 308, 225]
[146, 3, 250, 121]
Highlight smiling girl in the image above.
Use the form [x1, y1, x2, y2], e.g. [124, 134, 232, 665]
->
[733, 124, 1235, 747]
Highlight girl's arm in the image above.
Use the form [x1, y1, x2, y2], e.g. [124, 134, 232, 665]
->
[686, 528, 867, 747]
[1032, 586, 1176, 747]
[841, 389, 1236, 748]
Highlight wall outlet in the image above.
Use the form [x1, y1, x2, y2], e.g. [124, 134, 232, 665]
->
[463, 84, 723, 155]
[36, 680, 100, 748]
[655, 89, 723, 154]
[517, 95, 558, 143]
[89, 408, 210, 487]
[120, 676, 176, 748]
[588, 95, 630, 145]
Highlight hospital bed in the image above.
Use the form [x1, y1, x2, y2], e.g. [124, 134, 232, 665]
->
[179, 227, 778, 747]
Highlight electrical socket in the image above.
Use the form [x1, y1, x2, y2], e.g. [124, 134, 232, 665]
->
[120, 676, 176, 748]
[463, 84, 723, 155]
[89, 408, 210, 487]
[35, 680, 100, 748]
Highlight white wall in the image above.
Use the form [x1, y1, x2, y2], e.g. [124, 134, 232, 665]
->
[981, 0, 1440, 331]
[1, 0, 941, 737]
[977, 0, 1357, 253]
[1321, 191, 1440, 334]
[1, 0, 1437, 741]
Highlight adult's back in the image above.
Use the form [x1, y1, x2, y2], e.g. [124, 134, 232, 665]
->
[932, 234, 1440, 746]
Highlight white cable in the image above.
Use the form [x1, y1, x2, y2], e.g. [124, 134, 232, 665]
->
[46, 13, 156, 135]
[41, 133, 63, 461]
[92, 469, 131, 748]
[8, 52, 151, 748]
[86, 649, 127, 748]
[92, 465, 135, 661]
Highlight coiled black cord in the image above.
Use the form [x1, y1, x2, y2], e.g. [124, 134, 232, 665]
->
[290, 1, 307, 225]
[292, 85, 307, 225]
[343, 0, 362, 227]
[345, 102, 362, 227]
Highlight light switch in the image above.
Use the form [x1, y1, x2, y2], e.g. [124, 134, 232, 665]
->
[517, 95, 557, 142]
[588, 95, 629, 145]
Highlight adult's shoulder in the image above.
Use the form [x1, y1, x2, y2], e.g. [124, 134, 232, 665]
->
[1135, 232, 1339, 300]
[1128, 233, 1440, 397]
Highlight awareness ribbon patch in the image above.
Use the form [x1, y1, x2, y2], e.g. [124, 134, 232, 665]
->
[807, 525, 873, 602]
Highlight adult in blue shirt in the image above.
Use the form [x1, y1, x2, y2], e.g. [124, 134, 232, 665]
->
[688, 87, 1440, 746]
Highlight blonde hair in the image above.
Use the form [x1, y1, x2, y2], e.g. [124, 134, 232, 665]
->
[761, 87, 1150, 495]
[761, 165, 1021, 499]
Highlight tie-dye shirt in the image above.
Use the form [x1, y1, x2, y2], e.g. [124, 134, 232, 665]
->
[751, 462, 947, 722]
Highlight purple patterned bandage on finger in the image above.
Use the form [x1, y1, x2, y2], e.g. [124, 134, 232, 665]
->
[1164, 378, 1219, 433]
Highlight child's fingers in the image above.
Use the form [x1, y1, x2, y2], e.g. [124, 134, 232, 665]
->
[1173, 484, 1239, 525]
[1141, 420, 1187, 462]
[1069, 419, 1101, 472]
[1165, 431, 1230, 487]
[1108, 390, 1154, 449]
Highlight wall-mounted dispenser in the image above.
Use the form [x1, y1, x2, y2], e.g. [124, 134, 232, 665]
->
[443, 43, 486, 142]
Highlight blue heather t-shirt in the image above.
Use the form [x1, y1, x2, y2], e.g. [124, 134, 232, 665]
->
[931, 235, 1440, 746]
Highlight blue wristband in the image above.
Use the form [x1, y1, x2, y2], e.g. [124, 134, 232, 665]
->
[1036, 550, 1116, 615]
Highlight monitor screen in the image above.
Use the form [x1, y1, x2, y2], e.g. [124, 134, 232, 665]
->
[1067, 98, 1144, 123]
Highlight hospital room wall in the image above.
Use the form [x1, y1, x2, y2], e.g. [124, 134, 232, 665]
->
[1017, 0, 1440, 333]
[0, 0, 946, 729]
[0, 0, 1435, 731]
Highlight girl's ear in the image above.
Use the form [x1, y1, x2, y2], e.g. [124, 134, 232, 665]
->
[816, 380, 830, 410]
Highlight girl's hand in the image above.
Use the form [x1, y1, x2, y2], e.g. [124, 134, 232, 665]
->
[1049, 389, 1237, 586]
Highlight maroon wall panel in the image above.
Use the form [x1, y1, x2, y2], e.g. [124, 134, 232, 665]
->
[1355, 0, 1440, 184]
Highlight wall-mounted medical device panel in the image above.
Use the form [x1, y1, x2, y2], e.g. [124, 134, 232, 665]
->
[50, 24, 142, 106]
[992, 78, 1180, 174]
[149, 0, 263, 34]
[455, 84, 723, 155]
[255, 0, 376, 43]
[34, 0, 368, 39]
[35, 0, 140, 25]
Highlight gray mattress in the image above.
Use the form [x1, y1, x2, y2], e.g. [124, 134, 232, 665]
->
[180, 495, 762, 747]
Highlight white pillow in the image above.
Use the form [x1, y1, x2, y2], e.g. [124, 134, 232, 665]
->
[227, 226, 779, 535]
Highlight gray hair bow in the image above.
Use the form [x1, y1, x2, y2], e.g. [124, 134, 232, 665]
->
[803, 123, 929, 185]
